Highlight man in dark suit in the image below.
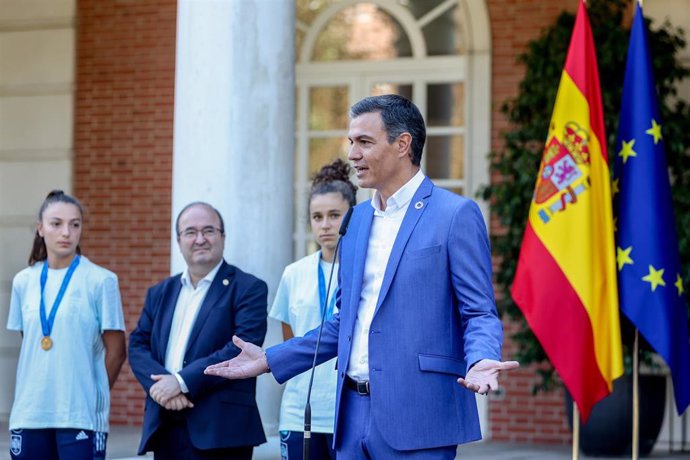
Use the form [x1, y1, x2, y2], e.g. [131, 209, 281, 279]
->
[206, 95, 519, 458]
[129, 202, 267, 459]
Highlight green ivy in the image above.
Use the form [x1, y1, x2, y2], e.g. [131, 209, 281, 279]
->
[481, 0, 690, 393]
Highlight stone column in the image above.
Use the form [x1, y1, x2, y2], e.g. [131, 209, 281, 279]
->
[172, 0, 295, 435]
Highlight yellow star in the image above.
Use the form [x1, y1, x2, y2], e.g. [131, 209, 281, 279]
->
[616, 246, 633, 271]
[619, 139, 637, 164]
[676, 273, 685, 296]
[642, 265, 666, 292]
[612, 178, 620, 196]
[646, 119, 663, 144]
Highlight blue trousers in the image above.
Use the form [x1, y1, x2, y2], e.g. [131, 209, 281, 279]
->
[337, 388, 457, 459]
[9, 428, 107, 460]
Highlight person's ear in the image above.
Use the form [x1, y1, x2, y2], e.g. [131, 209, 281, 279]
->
[396, 132, 412, 159]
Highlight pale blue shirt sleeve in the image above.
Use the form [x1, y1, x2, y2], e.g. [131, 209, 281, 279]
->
[268, 268, 291, 324]
[7, 274, 24, 331]
[96, 274, 125, 332]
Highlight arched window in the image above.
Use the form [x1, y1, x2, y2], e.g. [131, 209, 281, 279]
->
[294, 0, 491, 257]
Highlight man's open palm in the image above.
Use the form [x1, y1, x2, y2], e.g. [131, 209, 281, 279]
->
[457, 359, 519, 394]
[204, 335, 268, 380]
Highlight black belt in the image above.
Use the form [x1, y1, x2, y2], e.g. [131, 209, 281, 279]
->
[345, 376, 370, 395]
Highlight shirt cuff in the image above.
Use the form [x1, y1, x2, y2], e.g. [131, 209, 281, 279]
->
[175, 373, 189, 393]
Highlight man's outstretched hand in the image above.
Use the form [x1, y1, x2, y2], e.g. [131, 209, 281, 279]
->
[204, 335, 269, 380]
[457, 359, 519, 395]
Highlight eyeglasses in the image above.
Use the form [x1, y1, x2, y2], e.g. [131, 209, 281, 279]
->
[179, 226, 223, 240]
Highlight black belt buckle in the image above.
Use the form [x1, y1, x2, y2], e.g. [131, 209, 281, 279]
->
[356, 380, 370, 395]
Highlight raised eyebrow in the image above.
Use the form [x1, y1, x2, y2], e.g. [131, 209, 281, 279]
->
[353, 134, 374, 142]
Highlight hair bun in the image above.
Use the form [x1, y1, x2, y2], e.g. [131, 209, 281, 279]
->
[312, 158, 351, 186]
[46, 189, 65, 199]
[309, 158, 358, 207]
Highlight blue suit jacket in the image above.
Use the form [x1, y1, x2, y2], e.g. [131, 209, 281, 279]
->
[267, 177, 503, 451]
[129, 261, 268, 453]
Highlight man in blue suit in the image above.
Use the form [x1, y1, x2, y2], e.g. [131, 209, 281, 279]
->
[206, 95, 518, 458]
[129, 202, 268, 459]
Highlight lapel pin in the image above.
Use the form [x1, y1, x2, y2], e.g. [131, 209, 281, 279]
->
[222, 279, 229, 286]
[414, 201, 423, 210]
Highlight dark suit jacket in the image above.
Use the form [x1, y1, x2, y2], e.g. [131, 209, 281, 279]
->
[129, 261, 268, 453]
[267, 177, 503, 451]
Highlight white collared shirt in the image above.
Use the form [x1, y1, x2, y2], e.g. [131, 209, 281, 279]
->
[165, 260, 223, 391]
[347, 170, 425, 381]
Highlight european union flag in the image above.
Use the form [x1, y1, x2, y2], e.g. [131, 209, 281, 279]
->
[613, 3, 690, 415]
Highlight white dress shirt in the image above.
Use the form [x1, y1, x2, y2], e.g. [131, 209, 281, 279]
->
[347, 170, 425, 381]
[165, 260, 222, 392]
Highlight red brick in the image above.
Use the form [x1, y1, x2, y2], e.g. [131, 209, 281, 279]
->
[75, 0, 177, 426]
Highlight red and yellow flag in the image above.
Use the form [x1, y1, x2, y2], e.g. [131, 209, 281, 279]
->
[511, 0, 623, 422]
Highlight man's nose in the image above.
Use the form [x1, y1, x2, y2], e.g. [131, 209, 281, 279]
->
[347, 145, 359, 160]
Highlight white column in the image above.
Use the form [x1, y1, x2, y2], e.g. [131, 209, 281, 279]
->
[172, 0, 295, 436]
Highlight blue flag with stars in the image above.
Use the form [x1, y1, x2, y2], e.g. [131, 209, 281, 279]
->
[613, 3, 690, 415]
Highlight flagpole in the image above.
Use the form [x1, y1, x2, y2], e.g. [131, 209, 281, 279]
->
[572, 402, 580, 460]
[632, 329, 640, 460]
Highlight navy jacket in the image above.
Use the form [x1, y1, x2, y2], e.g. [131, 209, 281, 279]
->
[129, 261, 268, 453]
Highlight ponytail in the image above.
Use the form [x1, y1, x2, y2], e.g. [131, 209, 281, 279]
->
[29, 190, 84, 265]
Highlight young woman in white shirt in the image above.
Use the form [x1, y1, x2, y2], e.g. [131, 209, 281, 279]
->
[269, 159, 357, 460]
[7, 190, 126, 460]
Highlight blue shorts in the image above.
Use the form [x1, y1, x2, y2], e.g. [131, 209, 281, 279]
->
[9, 428, 107, 460]
[280, 430, 335, 460]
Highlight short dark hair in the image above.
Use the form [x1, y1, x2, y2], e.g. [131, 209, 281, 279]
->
[349, 94, 426, 166]
[175, 202, 225, 236]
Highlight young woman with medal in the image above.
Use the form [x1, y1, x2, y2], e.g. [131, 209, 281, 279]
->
[269, 159, 357, 460]
[6, 190, 126, 460]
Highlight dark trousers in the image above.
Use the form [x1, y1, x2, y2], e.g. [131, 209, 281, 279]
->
[280, 430, 335, 460]
[337, 388, 457, 459]
[9, 428, 107, 460]
[152, 417, 253, 460]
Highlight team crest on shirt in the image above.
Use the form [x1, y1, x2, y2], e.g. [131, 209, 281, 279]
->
[534, 121, 591, 224]
[10, 430, 22, 456]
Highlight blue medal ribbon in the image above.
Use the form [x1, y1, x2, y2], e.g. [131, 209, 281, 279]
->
[40, 255, 80, 342]
[317, 256, 338, 320]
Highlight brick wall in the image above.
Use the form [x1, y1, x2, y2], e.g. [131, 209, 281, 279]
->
[74, 0, 177, 425]
[486, 0, 576, 444]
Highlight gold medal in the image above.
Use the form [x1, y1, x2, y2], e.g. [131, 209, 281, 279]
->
[41, 336, 53, 351]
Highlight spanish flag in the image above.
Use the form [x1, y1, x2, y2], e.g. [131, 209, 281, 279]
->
[511, 0, 623, 422]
